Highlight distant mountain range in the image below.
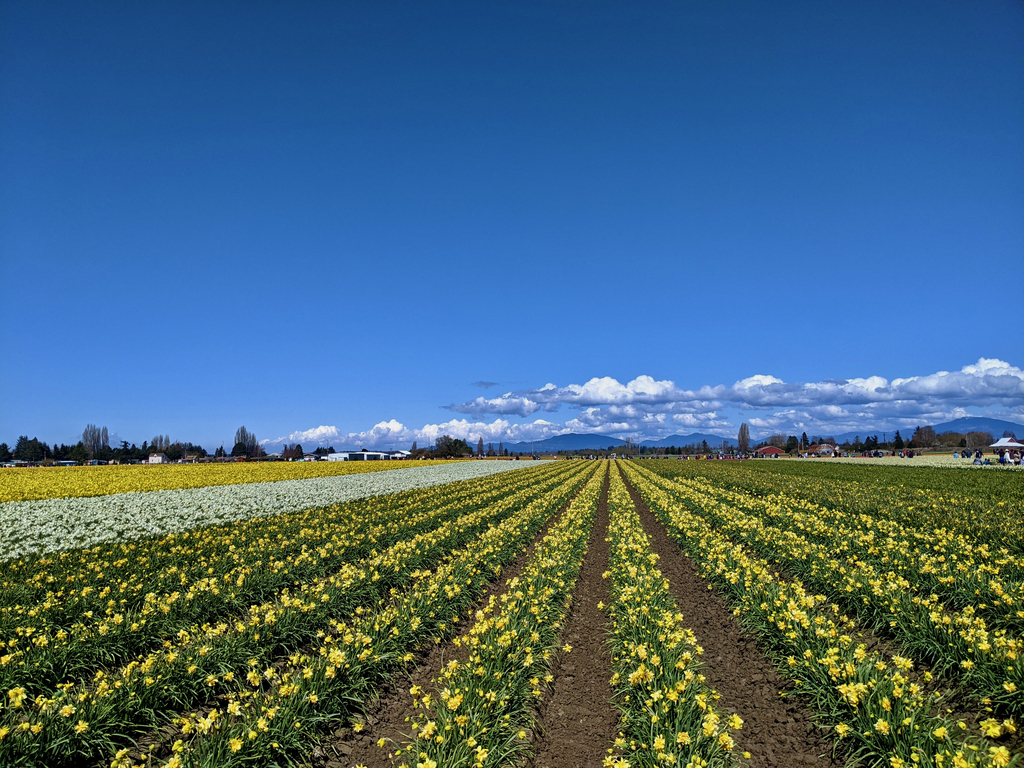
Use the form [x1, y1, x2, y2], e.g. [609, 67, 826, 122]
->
[498, 433, 625, 453]
[932, 416, 1022, 437]
[498, 431, 740, 453]
[493, 417, 1023, 454]
[829, 417, 1022, 444]
[640, 433, 739, 449]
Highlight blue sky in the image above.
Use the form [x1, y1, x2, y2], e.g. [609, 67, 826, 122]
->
[2, 1, 1022, 451]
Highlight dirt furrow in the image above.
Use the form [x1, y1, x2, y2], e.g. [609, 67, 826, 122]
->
[318, 470, 593, 768]
[526, 465, 619, 768]
[620, 467, 841, 768]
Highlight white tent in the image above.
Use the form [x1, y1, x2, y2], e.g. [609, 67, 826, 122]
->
[990, 437, 1024, 449]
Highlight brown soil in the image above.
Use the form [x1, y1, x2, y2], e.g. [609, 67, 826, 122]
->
[620, 468, 842, 768]
[318, 471, 592, 768]
[526, 465, 620, 768]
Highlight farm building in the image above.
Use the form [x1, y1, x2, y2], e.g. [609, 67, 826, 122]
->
[327, 450, 390, 461]
[805, 444, 839, 457]
[148, 453, 168, 464]
[755, 446, 785, 456]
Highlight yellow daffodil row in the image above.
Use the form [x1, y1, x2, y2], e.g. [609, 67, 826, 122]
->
[604, 462, 740, 768]
[684, 475, 1019, 602]
[142, 462, 600, 768]
[641, 469, 1024, 718]
[656, 470, 1024, 628]
[0, 462, 572, 701]
[0, 459, 453, 502]
[657, 460, 1023, 553]
[620, 461, 1014, 768]
[0, 462, 591, 768]
[1, 465, 539, 638]
[397, 461, 606, 768]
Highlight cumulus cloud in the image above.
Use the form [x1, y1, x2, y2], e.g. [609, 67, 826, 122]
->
[439, 358, 1023, 438]
[447, 359, 1023, 414]
[263, 418, 576, 451]
[268, 358, 1023, 449]
[262, 425, 343, 446]
[445, 393, 549, 417]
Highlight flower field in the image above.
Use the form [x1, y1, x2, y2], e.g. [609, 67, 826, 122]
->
[1, 457, 1020, 768]
[828, 456, 1024, 471]
[0, 459, 456, 504]
[0, 461, 528, 561]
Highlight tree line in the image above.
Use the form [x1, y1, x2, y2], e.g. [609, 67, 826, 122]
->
[0, 429, 207, 465]
[404, 436, 512, 459]
[748, 424, 1006, 454]
[0, 424, 271, 465]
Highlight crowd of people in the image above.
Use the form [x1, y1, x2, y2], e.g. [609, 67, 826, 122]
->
[953, 448, 1022, 465]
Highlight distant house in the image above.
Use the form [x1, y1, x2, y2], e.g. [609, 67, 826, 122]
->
[327, 450, 389, 461]
[148, 453, 168, 464]
[805, 444, 838, 457]
[755, 446, 785, 457]
[389, 450, 412, 460]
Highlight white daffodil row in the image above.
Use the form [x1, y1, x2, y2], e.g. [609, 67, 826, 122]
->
[0, 461, 546, 561]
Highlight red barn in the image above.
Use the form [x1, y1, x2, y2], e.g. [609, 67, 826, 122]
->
[755, 446, 785, 456]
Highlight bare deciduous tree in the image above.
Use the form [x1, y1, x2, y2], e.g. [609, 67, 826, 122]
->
[82, 424, 110, 458]
[737, 423, 751, 452]
[967, 431, 994, 449]
[149, 434, 171, 452]
[234, 426, 258, 457]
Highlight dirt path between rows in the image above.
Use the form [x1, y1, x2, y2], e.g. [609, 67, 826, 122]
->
[320, 468, 596, 768]
[620, 467, 841, 768]
[526, 464, 619, 768]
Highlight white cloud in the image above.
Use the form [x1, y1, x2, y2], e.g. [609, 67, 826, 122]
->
[444, 393, 547, 417]
[262, 425, 343, 446]
[734, 374, 784, 390]
[447, 358, 1024, 415]
[270, 358, 1023, 448]
[265, 418, 582, 451]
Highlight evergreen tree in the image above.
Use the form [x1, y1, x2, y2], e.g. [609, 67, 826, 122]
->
[893, 430, 904, 450]
[14, 436, 46, 462]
